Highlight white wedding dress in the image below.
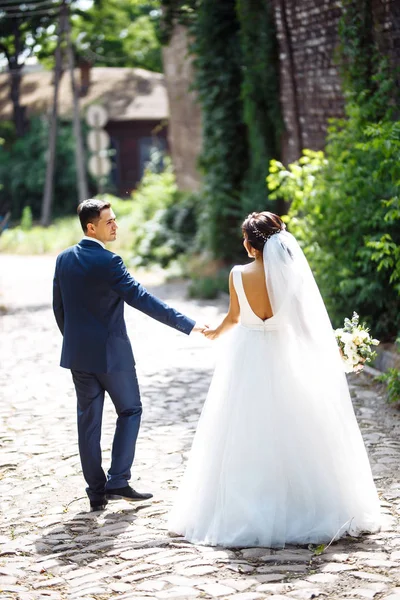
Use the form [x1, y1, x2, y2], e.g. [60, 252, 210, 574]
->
[168, 231, 380, 548]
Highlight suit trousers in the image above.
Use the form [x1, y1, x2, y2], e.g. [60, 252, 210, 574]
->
[71, 369, 142, 502]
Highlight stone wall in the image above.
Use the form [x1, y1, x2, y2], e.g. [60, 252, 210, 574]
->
[162, 25, 202, 191]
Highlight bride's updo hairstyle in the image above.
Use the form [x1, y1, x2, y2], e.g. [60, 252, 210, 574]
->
[242, 211, 285, 251]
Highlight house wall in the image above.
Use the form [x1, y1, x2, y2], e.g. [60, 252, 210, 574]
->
[106, 119, 168, 197]
[162, 25, 202, 192]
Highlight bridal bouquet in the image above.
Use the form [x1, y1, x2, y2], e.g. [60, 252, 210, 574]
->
[335, 312, 379, 373]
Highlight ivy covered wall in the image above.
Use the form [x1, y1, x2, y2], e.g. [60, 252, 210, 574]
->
[161, 0, 282, 261]
[160, 0, 400, 261]
[273, 0, 400, 163]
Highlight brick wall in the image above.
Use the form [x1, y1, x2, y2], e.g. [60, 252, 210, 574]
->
[273, 0, 400, 164]
[371, 0, 400, 75]
[163, 2, 400, 186]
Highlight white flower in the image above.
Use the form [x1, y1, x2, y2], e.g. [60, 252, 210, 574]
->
[335, 313, 379, 374]
[352, 333, 363, 346]
[340, 332, 353, 344]
[359, 329, 370, 341]
[344, 340, 357, 356]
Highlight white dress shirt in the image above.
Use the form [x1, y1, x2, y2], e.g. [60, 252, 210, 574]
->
[82, 236, 105, 249]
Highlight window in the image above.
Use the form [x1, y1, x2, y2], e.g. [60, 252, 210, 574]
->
[138, 136, 167, 178]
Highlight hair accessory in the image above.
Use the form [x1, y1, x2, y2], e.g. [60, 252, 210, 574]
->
[252, 226, 284, 243]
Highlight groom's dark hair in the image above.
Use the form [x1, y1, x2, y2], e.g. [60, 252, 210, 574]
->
[77, 199, 111, 233]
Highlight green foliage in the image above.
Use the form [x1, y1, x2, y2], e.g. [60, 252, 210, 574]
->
[69, 0, 163, 72]
[337, 0, 375, 99]
[337, 0, 396, 121]
[365, 179, 400, 294]
[311, 544, 326, 556]
[0, 216, 82, 254]
[128, 157, 199, 267]
[161, 0, 282, 262]
[132, 157, 178, 221]
[0, 121, 17, 151]
[158, 0, 197, 44]
[267, 117, 400, 341]
[121, 14, 162, 72]
[20, 206, 33, 231]
[3, 1, 164, 74]
[190, 0, 248, 262]
[0, 118, 79, 220]
[0, 4, 59, 69]
[0, 1, 83, 136]
[237, 0, 282, 213]
[267, 149, 327, 226]
[267, 0, 400, 342]
[0, 160, 199, 269]
[376, 368, 400, 404]
[101, 195, 135, 217]
[0, 198, 136, 257]
[188, 269, 230, 300]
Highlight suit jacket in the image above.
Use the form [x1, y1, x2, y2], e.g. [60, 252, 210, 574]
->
[53, 239, 195, 373]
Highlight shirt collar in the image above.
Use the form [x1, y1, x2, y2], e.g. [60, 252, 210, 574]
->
[82, 235, 105, 249]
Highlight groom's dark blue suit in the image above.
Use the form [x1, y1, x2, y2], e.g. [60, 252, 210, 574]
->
[53, 238, 195, 502]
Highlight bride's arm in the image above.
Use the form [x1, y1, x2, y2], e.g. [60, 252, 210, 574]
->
[204, 271, 240, 340]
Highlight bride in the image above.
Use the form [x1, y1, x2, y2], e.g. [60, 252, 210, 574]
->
[168, 211, 381, 548]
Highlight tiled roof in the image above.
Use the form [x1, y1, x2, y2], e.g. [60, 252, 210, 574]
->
[0, 67, 169, 121]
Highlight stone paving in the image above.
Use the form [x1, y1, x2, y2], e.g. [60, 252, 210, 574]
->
[1, 254, 400, 600]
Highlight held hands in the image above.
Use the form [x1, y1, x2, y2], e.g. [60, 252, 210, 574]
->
[192, 322, 220, 340]
[192, 323, 210, 334]
[203, 328, 219, 341]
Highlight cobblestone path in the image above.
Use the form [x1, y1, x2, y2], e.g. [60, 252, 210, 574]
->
[1, 255, 400, 600]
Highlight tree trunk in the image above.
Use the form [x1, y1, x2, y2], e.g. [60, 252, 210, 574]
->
[41, 5, 67, 227]
[66, 15, 89, 204]
[8, 18, 25, 137]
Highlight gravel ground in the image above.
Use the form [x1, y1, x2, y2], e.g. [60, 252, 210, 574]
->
[0, 254, 400, 600]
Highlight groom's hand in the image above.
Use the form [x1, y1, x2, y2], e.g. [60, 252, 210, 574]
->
[192, 323, 210, 334]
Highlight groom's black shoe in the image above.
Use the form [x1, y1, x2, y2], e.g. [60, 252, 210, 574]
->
[90, 499, 108, 512]
[106, 486, 153, 502]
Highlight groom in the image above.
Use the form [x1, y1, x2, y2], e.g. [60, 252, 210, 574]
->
[53, 199, 205, 511]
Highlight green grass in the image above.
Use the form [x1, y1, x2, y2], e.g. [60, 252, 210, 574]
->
[0, 217, 82, 254]
[0, 198, 136, 258]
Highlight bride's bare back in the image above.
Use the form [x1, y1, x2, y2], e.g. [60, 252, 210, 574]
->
[241, 262, 273, 321]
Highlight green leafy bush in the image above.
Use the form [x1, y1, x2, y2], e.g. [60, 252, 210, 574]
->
[135, 192, 199, 267]
[20, 206, 33, 231]
[267, 117, 400, 341]
[0, 162, 201, 266]
[0, 117, 81, 220]
[128, 157, 200, 267]
[376, 368, 400, 404]
[365, 178, 400, 294]
[188, 269, 230, 300]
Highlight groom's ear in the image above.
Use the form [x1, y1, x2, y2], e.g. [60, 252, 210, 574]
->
[86, 222, 95, 235]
